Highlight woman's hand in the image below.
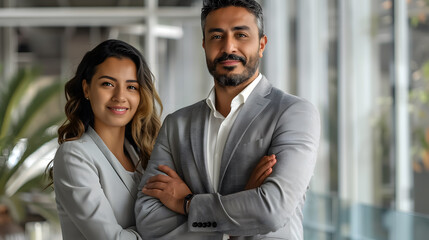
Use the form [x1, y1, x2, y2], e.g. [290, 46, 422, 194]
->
[142, 165, 191, 215]
[245, 154, 277, 190]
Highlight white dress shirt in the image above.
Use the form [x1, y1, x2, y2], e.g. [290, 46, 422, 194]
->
[205, 74, 262, 192]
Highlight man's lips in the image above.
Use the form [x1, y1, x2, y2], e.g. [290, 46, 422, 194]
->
[219, 60, 241, 66]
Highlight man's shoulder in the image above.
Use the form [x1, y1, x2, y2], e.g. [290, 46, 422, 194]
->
[162, 100, 208, 125]
[169, 100, 207, 117]
[257, 76, 305, 106]
[267, 86, 306, 106]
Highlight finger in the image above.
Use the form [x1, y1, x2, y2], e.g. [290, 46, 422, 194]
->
[253, 157, 276, 179]
[158, 165, 181, 179]
[144, 181, 168, 190]
[256, 167, 273, 183]
[254, 155, 276, 169]
[146, 174, 171, 184]
[142, 187, 163, 198]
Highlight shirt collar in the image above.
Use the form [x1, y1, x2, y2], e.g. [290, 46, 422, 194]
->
[206, 73, 262, 115]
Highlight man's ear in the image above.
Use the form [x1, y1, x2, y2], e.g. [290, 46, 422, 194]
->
[259, 35, 268, 58]
[202, 38, 205, 49]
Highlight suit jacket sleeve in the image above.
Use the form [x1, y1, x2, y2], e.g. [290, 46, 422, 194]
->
[135, 114, 220, 239]
[187, 99, 320, 235]
[53, 143, 142, 240]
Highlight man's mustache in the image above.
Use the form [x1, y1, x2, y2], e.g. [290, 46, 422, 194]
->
[214, 53, 246, 65]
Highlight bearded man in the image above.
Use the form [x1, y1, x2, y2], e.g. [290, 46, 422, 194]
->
[135, 0, 320, 239]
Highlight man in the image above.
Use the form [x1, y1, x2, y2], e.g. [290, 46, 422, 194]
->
[135, 0, 320, 239]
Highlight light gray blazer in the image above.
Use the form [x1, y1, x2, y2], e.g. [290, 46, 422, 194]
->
[53, 127, 142, 240]
[135, 76, 321, 239]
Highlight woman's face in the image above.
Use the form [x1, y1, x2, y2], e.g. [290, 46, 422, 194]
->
[82, 57, 140, 132]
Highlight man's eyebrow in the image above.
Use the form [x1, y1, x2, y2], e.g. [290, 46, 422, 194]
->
[98, 75, 138, 83]
[232, 25, 250, 31]
[208, 28, 224, 33]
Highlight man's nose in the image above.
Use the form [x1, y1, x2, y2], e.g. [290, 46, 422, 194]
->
[221, 35, 237, 54]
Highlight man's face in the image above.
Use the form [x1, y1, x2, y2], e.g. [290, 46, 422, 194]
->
[202, 6, 267, 87]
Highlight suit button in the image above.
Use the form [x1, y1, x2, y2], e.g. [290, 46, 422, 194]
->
[192, 222, 197, 227]
[202, 222, 207, 228]
[197, 222, 203, 227]
[212, 222, 217, 228]
[207, 222, 211, 227]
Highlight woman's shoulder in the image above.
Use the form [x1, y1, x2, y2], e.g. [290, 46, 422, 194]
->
[57, 132, 95, 151]
[54, 132, 99, 163]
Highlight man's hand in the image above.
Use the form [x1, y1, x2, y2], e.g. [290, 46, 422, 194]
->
[142, 165, 191, 215]
[245, 154, 277, 190]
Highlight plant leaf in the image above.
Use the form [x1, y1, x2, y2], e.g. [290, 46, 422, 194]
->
[0, 68, 39, 140]
[12, 80, 63, 140]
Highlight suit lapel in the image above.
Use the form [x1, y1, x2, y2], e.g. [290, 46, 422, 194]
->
[218, 77, 272, 191]
[190, 102, 215, 193]
[87, 127, 138, 201]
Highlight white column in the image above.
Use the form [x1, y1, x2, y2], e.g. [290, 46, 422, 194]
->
[0, 0, 16, 84]
[0, 28, 16, 84]
[393, 0, 413, 239]
[297, 0, 330, 194]
[338, 0, 375, 205]
[262, 0, 289, 93]
[394, 0, 412, 213]
[145, 0, 158, 87]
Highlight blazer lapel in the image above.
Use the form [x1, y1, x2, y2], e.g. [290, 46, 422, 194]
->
[190, 102, 215, 193]
[218, 77, 272, 191]
[87, 127, 138, 200]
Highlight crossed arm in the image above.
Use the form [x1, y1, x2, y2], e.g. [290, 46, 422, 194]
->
[142, 154, 277, 215]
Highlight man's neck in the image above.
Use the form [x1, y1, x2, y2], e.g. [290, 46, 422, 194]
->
[214, 73, 259, 117]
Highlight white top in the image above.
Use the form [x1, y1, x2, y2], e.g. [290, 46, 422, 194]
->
[205, 74, 262, 192]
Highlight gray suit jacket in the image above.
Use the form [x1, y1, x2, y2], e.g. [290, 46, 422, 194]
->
[53, 127, 142, 240]
[135, 76, 320, 239]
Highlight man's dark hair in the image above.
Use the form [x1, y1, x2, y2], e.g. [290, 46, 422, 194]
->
[201, 0, 264, 39]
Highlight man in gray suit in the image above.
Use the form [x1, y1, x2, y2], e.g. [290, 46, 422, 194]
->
[135, 0, 320, 239]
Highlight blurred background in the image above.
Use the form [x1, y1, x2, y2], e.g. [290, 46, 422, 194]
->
[0, 0, 428, 239]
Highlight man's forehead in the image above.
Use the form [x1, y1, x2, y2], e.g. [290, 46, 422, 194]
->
[204, 6, 258, 30]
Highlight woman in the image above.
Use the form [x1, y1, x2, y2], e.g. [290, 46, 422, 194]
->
[50, 39, 162, 240]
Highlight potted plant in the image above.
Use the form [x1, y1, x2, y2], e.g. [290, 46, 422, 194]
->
[0, 67, 64, 238]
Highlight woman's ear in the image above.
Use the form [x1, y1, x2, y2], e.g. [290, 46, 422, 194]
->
[82, 79, 89, 99]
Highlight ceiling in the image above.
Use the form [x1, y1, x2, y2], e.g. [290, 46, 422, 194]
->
[4, 0, 200, 7]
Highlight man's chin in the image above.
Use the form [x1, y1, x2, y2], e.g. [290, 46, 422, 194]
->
[214, 73, 249, 87]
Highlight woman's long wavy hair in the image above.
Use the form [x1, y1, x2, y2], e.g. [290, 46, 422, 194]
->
[48, 39, 162, 183]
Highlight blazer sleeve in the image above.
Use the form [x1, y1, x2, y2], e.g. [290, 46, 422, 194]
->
[53, 143, 142, 240]
[187, 99, 320, 235]
[135, 115, 220, 240]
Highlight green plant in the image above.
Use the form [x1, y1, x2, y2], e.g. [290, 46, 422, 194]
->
[410, 60, 429, 173]
[0, 67, 64, 224]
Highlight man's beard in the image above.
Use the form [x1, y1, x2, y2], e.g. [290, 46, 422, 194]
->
[206, 52, 259, 87]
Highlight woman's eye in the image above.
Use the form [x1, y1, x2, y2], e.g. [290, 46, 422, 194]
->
[128, 85, 138, 90]
[102, 82, 113, 87]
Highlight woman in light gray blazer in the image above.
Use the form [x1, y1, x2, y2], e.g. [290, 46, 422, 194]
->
[48, 39, 162, 240]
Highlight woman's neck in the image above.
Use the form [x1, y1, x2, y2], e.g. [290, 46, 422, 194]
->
[93, 126, 135, 171]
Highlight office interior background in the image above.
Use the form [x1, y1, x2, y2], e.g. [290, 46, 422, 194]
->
[0, 0, 428, 239]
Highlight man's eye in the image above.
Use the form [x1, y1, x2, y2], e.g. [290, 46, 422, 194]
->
[212, 35, 221, 39]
